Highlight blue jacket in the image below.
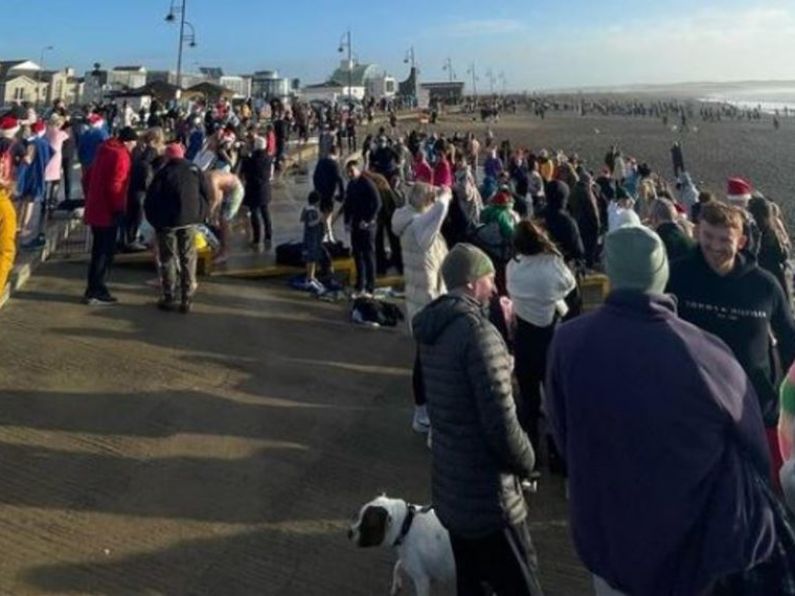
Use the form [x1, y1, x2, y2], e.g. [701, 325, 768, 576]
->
[77, 126, 109, 167]
[546, 290, 775, 596]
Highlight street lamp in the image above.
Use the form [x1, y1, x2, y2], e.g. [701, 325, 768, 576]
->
[338, 29, 353, 105]
[466, 63, 478, 98]
[164, 0, 197, 90]
[442, 58, 455, 83]
[485, 68, 496, 96]
[37, 45, 54, 107]
[403, 46, 416, 70]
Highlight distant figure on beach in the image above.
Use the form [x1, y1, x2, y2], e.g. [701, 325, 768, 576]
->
[671, 142, 685, 178]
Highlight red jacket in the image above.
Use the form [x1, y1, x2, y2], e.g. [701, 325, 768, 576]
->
[84, 138, 132, 227]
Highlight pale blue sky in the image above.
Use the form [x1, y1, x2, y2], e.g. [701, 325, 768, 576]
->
[2, 0, 793, 90]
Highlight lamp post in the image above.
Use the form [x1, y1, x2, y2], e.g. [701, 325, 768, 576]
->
[338, 29, 353, 105]
[37, 45, 54, 107]
[442, 57, 455, 83]
[466, 63, 478, 98]
[485, 68, 496, 96]
[165, 0, 196, 91]
[404, 46, 416, 71]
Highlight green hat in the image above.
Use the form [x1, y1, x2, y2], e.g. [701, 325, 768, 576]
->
[441, 243, 495, 289]
[781, 364, 795, 415]
[605, 225, 669, 294]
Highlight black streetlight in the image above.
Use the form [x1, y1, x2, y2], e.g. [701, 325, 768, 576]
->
[338, 29, 353, 104]
[466, 63, 478, 97]
[442, 57, 455, 83]
[403, 46, 416, 70]
[37, 45, 54, 107]
[165, 0, 197, 91]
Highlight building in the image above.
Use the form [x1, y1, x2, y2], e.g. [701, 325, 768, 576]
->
[366, 72, 397, 100]
[250, 70, 292, 100]
[83, 65, 148, 105]
[43, 68, 84, 105]
[219, 75, 252, 99]
[0, 59, 47, 105]
[146, 70, 207, 89]
[421, 81, 465, 105]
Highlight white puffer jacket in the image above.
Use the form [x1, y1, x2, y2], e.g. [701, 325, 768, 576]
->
[391, 192, 451, 330]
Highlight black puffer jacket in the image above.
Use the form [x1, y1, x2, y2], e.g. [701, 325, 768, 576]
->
[543, 180, 585, 265]
[144, 158, 209, 230]
[413, 293, 535, 538]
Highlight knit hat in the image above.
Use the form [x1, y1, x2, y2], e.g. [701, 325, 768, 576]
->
[441, 243, 495, 289]
[164, 142, 185, 160]
[492, 188, 513, 206]
[605, 225, 669, 294]
[118, 126, 138, 143]
[87, 113, 103, 126]
[0, 116, 19, 138]
[727, 177, 752, 206]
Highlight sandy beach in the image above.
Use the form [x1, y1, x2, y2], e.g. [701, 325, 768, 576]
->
[427, 105, 795, 228]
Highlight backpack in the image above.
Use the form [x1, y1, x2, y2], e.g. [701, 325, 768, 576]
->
[350, 297, 404, 327]
[468, 221, 513, 264]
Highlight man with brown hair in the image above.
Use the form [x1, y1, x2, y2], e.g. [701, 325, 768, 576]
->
[667, 200, 795, 485]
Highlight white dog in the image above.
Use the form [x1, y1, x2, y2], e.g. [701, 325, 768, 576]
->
[349, 495, 455, 595]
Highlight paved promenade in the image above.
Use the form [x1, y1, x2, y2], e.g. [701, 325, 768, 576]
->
[0, 139, 590, 595]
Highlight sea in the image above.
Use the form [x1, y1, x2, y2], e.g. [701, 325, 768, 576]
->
[700, 85, 795, 114]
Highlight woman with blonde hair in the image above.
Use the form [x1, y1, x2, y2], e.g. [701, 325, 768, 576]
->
[391, 181, 451, 433]
[44, 113, 69, 212]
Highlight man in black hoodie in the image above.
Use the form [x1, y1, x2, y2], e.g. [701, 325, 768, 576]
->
[343, 159, 380, 296]
[144, 143, 210, 313]
[668, 201, 795, 484]
[312, 144, 345, 240]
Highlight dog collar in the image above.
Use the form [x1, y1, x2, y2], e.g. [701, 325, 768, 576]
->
[393, 503, 416, 547]
[393, 503, 432, 547]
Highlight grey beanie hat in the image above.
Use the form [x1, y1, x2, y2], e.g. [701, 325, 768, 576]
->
[441, 243, 495, 289]
[605, 225, 669, 294]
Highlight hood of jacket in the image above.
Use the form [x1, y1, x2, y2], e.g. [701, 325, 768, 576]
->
[545, 179, 569, 212]
[412, 293, 485, 345]
[391, 204, 418, 237]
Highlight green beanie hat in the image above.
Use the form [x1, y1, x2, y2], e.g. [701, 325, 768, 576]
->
[441, 243, 495, 289]
[605, 225, 669, 294]
[781, 363, 795, 416]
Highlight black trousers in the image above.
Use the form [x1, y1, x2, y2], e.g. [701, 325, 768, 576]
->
[513, 316, 556, 457]
[351, 227, 376, 293]
[449, 520, 543, 596]
[249, 204, 272, 244]
[86, 225, 117, 298]
[412, 346, 426, 406]
[62, 157, 72, 201]
[126, 191, 144, 245]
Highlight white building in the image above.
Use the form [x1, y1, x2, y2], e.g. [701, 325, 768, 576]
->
[251, 70, 292, 100]
[219, 75, 252, 99]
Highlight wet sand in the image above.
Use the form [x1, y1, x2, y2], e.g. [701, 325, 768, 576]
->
[431, 107, 795, 227]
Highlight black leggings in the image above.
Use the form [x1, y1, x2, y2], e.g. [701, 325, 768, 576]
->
[412, 346, 425, 407]
[513, 316, 556, 457]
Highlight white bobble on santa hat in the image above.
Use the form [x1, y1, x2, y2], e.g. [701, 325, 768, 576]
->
[726, 177, 752, 206]
[87, 113, 104, 127]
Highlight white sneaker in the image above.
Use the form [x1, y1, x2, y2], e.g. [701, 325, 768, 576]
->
[412, 405, 430, 434]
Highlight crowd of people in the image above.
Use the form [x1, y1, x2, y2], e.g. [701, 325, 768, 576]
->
[318, 120, 795, 593]
[3, 92, 795, 593]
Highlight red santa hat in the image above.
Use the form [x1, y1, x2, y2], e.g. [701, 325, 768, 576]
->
[87, 113, 104, 127]
[0, 115, 19, 138]
[31, 120, 46, 135]
[727, 177, 752, 205]
[164, 142, 185, 160]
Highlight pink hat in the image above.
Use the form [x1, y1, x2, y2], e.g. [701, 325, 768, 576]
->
[87, 113, 104, 126]
[164, 142, 185, 160]
[0, 116, 19, 138]
[31, 120, 46, 134]
[727, 177, 752, 205]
